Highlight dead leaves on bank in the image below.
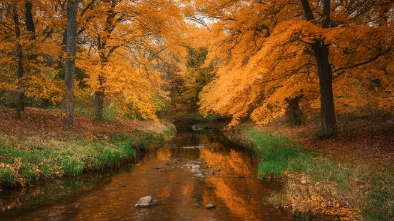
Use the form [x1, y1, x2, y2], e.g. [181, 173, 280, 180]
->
[0, 106, 161, 139]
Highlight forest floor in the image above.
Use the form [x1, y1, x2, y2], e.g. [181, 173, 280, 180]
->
[0, 106, 171, 139]
[228, 116, 394, 221]
[254, 117, 394, 167]
[0, 106, 176, 189]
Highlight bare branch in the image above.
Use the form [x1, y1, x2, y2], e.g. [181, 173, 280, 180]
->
[333, 48, 392, 78]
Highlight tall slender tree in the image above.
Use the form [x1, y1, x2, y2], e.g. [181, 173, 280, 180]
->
[11, 4, 24, 119]
[62, 0, 79, 128]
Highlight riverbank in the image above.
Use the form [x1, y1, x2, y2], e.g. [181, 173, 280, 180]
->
[224, 117, 393, 221]
[0, 106, 176, 189]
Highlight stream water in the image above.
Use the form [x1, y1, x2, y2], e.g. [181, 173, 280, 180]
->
[0, 132, 295, 221]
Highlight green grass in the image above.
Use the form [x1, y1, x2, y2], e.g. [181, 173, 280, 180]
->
[247, 129, 393, 221]
[0, 123, 175, 188]
[249, 130, 311, 177]
[360, 166, 394, 221]
[249, 130, 353, 182]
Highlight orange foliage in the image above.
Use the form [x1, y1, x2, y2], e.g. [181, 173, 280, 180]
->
[193, 0, 394, 125]
[75, 0, 186, 119]
[0, 1, 64, 105]
[0, 0, 188, 120]
[1, 0, 392, 123]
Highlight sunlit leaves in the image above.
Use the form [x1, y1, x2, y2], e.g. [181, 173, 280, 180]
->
[196, 0, 394, 126]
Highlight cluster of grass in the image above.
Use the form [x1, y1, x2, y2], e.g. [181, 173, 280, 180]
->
[249, 130, 354, 184]
[247, 129, 393, 221]
[0, 124, 175, 189]
[249, 130, 311, 177]
[359, 166, 394, 221]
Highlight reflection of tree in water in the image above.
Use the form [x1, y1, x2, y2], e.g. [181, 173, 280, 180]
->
[168, 147, 201, 159]
[156, 148, 171, 161]
[200, 148, 283, 221]
[0, 168, 127, 212]
[201, 149, 254, 176]
[169, 132, 226, 148]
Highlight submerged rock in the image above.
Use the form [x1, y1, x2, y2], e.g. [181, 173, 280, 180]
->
[192, 165, 200, 170]
[135, 196, 160, 208]
[206, 204, 216, 209]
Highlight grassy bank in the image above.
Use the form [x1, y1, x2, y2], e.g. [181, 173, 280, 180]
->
[0, 107, 176, 189]
[0, 124, 175, 189]
[226, 126, 393, 221]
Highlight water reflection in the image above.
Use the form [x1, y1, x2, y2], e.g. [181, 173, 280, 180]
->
[0, 132, 294, 221]
[0, 171, 118, 212]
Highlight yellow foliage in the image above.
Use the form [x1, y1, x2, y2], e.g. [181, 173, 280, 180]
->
[74, 0, 186, 119]
[0, 1, 64, 105]
[197, 0, 394, 125]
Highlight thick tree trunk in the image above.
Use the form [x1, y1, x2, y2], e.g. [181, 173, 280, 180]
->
[300, 0, 337, 137]
[12, 5, 24, 119]
[24, 1, 35, 35]
[285, 94, 303, 126]
[62, 0, 79, 128]
[312, 42, 337, 137]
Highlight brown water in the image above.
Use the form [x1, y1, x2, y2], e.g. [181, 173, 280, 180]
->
[0, 132, 295, 221]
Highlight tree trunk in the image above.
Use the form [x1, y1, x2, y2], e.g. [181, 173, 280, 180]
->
[93, 73, 105, 119]
[93, 3, 118, 120]
[12, 5, 24, 119]
[285, 94, 303, 126]
[300, 0, 337, 137]
[94, 90, 105, 119]
[62, 0, 79, 128]
[312, 41, 337, 137]
[24, 1, 35, 35]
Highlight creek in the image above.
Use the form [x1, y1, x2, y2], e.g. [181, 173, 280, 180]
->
[0, 131, 295, 221]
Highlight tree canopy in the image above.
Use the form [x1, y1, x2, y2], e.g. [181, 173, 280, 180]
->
[189, 0, 393, 135]
[0, 0, 187, 122]
[0, 0, 392, 134]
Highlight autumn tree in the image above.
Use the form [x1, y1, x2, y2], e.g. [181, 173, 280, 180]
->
[62, 0, 80, 128]
[0, 1, 63, 118]
[75, 0, 186, 120]
[11, 3, 24, 119]
[299, 0, 337, 136]
[181, 46, 216, 110]
[190, 0, 393, 137]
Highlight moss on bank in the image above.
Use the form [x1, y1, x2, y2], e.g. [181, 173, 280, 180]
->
[0, 121, 176, 189]
[224, 126, 393, 221]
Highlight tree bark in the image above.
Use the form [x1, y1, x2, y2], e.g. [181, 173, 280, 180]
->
[285, 94, 303, 126]
[300, 0, 337, 137]
[94, 74, 105, 119]
[62, 0, 79, 128]
[12, 5, 24, 119]
[24, 1, 35, 35]
[312, 41, 337, 137]
[94, 90, 105, 119]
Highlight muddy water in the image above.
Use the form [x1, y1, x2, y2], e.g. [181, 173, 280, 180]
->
[0, 132, 294, 221]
